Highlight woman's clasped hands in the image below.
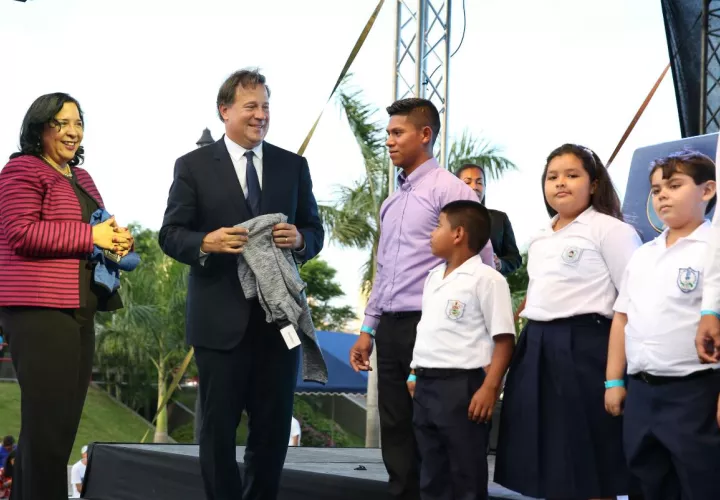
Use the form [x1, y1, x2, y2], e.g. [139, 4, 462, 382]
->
[92, 216, 134, 257]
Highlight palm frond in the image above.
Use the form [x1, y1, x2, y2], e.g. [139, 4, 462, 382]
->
[319, 204, 376, 248]
[447, 130, 517, 180]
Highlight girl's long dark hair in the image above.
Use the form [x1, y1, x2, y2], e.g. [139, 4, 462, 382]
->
[9, 92, 85, 167]
[542, 143, 623, 220]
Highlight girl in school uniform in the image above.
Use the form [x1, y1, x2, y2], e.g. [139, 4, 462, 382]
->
[494, 144, 642, 499]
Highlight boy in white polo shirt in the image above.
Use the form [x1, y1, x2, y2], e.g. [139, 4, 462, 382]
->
[408, 200, 515, 500]
[606, 150, 720, 500]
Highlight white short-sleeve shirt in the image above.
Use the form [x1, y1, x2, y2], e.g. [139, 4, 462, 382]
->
[521, 207, 642, 321]
[70, 460, 86, 497]
[614, 221, 720, 376]
[411, 254, 515, 369]
[288, 416, 301, 446]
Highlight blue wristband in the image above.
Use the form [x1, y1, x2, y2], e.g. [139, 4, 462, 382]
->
[604, 379, 625, 389]
[407, 374, 417, 383]
[701, 310, 720, 319]
[360, 325, 375, 337]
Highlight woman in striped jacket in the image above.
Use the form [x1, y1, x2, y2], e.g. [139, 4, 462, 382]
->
[0, 93, 134, 500]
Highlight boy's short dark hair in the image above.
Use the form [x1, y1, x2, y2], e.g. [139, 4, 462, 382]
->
[441, 200, 491, 254]
[2, 436, 14, 447]
[650, 150, 717, 213]
[386, 98, 441, 146]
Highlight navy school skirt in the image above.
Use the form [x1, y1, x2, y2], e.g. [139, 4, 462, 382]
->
[493, 314, 638, 498]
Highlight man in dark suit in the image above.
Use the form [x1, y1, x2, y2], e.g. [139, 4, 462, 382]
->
[159, 68, 324, 500]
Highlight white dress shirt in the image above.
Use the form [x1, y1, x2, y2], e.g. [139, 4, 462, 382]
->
[224, 134, 264, 195]
[522, 207, 642, 321]
[411, 255, 515, 369]
[199, 136, 266, 264]
[615, 221, 720, 376]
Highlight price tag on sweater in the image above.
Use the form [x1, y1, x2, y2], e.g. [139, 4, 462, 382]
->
[280, 324, 301, 349]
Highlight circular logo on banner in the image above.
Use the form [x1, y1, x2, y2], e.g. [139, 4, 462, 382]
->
[646, 191, 665, 233]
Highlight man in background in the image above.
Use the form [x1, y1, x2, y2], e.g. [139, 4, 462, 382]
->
[69, 445, 88, 498]
[0, 437, 14, 469]
[289, 416, 301, 447]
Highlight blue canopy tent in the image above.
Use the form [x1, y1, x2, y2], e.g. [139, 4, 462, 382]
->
[623, 133, 718, 242]
[295, 331, 368, 395]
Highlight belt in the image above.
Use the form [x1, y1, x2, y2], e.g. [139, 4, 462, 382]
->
[415, 367, 483, 378]
[630, 369, 717, 385]
[382, 310, 421, 319]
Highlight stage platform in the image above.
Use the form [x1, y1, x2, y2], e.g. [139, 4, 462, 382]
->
[83, 444, 532, 499]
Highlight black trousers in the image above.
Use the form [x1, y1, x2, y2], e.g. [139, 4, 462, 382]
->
[624, 371, 720, 500]
[1, 305, 95, 500]
[413, 368, 489, 500]
[194, 302, 299, 500]
[376, 312, 422, 500]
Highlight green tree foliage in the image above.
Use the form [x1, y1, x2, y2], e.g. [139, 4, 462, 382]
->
[94, 225, 190, 442]
[300, 258, 356, 331]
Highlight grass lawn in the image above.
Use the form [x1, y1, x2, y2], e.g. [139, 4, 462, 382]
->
[0, 381, 154, 464]
[170, 395, 364, 448]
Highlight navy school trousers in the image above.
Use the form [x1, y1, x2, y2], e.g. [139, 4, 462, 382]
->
[624, 369, 720, 500]
[413, 367, 490, 500]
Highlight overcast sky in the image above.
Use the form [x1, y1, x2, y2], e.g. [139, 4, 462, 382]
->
[0, 0, 680, 324]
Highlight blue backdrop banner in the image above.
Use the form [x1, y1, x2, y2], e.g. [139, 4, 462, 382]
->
[623, 133, 718, 243]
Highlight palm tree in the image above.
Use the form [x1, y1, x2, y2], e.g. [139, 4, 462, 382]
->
[446, 130, 517, 178]
[95, 226, 189, 443]
[320, 78, 518, 447]
[319, 86, 388, 294]
[318, 83, 387, 447]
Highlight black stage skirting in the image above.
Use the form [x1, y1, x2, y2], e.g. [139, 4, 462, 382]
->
[82, 444, 529, 500]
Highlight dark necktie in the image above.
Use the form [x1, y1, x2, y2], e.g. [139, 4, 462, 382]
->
[244, 151, 261, 217]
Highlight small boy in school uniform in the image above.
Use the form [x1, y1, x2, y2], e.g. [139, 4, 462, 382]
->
[606, 150, 720, 500]
[407, 200, 515, 500]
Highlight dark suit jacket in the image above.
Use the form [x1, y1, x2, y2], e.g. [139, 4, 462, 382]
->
[158, 138, 324, 350]
[488, 208, 522, 276]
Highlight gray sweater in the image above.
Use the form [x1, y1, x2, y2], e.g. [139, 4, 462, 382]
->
[236, 214, 328, 384]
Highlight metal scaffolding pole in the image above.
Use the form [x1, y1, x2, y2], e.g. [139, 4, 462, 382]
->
[389, 0, 453, 194]
[701, 0, 720, 134]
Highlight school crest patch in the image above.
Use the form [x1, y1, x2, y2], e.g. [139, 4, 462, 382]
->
[446, 300, 465, 320]
[677, 267, 700, 293]
[561, 246, 582, 264]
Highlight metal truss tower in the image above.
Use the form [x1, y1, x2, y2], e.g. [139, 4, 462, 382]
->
[389, 0, 452, 191]
[700, 0, 720, 133]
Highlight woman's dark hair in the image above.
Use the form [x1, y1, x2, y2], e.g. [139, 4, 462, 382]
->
[10, 93, 85, 166]
[542, 143, 622, 220]
[649, 149, 717, 213]
[455, 163, 486, 205]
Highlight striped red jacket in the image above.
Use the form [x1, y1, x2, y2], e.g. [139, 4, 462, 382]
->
[0, 155, 104, 308]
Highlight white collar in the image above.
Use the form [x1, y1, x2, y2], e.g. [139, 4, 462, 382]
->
[429, 254, 484, 278]
[549, 205, 595, 227]
[224, 135, 264, 162]
[650, 219, 712, 246]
